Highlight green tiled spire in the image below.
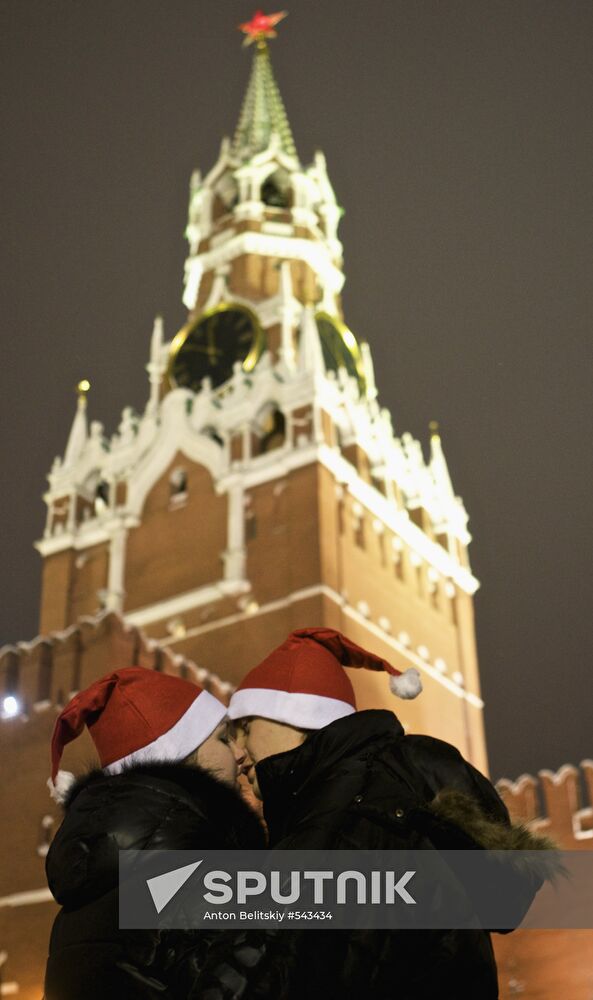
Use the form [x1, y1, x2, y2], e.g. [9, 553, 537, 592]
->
[232, 42, 297, 162]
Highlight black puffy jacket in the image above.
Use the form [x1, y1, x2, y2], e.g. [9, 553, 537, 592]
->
[243, 709, 550, 1000]
[44, 760, 267, 1000]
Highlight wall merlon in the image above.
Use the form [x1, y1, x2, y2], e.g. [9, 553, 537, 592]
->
[497, 760, 593, 846]
[0, 611, 227, 728]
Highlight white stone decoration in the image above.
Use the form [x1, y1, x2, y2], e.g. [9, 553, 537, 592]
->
[37, 74, 479, 630]
[182, 130, 345, 312]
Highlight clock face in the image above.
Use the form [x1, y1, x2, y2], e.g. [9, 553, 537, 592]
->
[168, 304, 264, 391]
[315, 311, 366, 394]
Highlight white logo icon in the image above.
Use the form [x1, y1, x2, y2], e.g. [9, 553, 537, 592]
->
[147, 860, 203, 913]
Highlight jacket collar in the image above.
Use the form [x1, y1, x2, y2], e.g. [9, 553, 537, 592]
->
[62, 758, 224, 812]
[47, 758, 266, 908]
[256, 709, 404, 841]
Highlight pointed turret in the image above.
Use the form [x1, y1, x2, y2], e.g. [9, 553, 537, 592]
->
[63, 381, 89, 469]
[232, 15, 297, 162]
[360, 341, 378, 401]
[146, 315, 165, 414]
[429, 421, 454, 498]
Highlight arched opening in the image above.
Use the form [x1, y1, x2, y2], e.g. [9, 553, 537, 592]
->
[254, 404, 286, 455]
[261, 169, 292, 209]
[80, 470, 109, 517]
[94, 480, 110, 515]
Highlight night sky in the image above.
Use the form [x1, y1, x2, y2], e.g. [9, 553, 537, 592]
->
[1, 1, 591, 783]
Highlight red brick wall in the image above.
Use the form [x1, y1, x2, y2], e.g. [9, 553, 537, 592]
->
[494, 761, 593, 999]
[0, 612, 224, 998]
[125, 455, 227, 611]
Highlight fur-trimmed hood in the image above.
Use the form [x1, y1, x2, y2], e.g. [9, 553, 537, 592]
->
[415, 788, 565, 885]
[46, 760, 265, 909]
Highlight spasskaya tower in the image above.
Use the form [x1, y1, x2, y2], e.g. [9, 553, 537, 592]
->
[0, 13, 491, 997]
[35, 9, 488, 771]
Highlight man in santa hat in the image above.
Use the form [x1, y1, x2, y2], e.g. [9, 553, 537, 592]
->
[223, 627, 557, 999]
[44, 666, 272, 999]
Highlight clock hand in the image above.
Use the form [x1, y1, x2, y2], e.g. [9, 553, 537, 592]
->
[184, 343, 223, 359]
[206, 321, 218, 357]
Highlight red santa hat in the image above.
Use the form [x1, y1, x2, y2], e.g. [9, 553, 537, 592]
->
[227, 627, 422, 729]
[49, 666, 227, 799]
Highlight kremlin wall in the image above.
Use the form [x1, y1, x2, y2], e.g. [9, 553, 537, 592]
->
[0, 614, 592, 998]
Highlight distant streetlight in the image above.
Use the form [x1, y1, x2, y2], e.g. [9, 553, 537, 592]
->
[2, 695, 20, 718]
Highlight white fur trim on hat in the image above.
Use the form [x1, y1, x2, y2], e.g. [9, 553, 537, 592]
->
[104, 689, 227, 774]
[228, 688, 355, 729]
[389, 668, 423, 699]
[47, 769, 76, 805]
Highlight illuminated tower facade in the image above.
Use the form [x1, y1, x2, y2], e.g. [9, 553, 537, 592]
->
[1, 17, 488, 996]
[36, 17, 486, 766]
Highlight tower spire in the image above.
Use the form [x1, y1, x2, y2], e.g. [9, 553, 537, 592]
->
[429, 421, 455, 498]
[63, 380, 89, 469]
[232, 11, 297, 162]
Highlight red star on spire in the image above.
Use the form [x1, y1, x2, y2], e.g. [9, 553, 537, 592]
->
[238, 10, 288, 46]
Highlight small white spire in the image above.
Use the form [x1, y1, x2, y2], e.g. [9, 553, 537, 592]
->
[146, 315, 165, 414]
[63, 381, 89, 469]
[360, 341, 377, 400]
[401, 432, 426, 502]
[278, 261, 296, 369]
[89, 420, 105, 444]
[298, 304, 325, 376]
[314, 150, 327, 171]
[429, 422, 454, 498]
[150, 315, 164, 361]
[117, 407, 137, 447]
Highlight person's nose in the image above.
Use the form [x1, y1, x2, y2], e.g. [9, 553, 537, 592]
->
[232, 740, 248, 771]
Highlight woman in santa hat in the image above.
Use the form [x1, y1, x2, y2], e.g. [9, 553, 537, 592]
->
[223, 627, 559, 1000]
[43, 665, 269, 1000]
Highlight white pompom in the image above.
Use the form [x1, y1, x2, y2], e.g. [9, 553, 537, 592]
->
[389, 668, 422, 699]
[47, 770, 75, 805]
